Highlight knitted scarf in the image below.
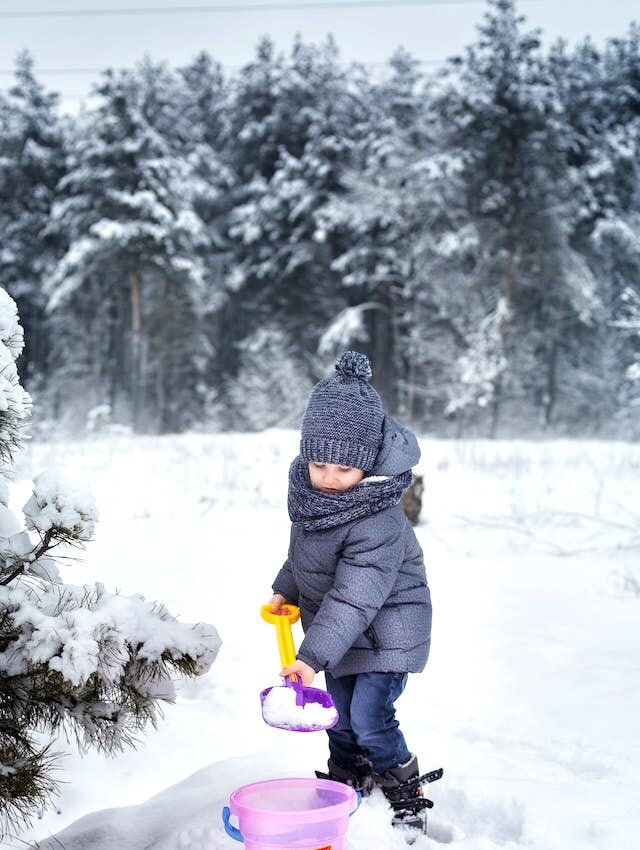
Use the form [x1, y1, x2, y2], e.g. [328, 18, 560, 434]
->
[287, 455, 412, 531]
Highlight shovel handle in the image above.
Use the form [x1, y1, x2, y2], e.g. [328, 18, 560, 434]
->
[260, 603, 300, 669]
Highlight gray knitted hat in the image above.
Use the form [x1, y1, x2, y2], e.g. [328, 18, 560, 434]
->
[299, 351, 384, 472]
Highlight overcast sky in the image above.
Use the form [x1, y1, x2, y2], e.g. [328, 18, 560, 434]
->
[0, 0, 638, 114]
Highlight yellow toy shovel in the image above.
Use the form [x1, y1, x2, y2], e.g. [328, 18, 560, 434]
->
[260, 603, 338, 732]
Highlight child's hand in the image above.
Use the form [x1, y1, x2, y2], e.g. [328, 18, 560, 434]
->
[269, 593, 287, 614]
[280, 660, 315, 686]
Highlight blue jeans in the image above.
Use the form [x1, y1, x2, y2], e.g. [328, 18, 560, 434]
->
[324, 671, 411, 774]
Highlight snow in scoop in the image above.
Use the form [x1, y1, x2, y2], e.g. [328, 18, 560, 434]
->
[262, 684, 338, 729]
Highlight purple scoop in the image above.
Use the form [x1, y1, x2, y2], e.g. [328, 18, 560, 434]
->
[260, 675, 339, 732]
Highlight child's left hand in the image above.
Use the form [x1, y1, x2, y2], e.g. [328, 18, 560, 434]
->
[280, 660, 315, 686]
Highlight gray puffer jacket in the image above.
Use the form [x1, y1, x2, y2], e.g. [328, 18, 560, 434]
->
[272, 415, 432, 678]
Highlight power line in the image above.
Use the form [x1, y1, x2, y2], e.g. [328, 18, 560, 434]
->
[0, 0, 533, 20]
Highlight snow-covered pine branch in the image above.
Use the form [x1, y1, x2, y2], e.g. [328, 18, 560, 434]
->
[0, 289, 221, 837]
[318, 303, 382, 358]
[0, 290, 32, 462]
[445, 298, 510, 416]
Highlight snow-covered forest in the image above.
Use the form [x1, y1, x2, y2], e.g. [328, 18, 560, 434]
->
[1, 0, 639, 440]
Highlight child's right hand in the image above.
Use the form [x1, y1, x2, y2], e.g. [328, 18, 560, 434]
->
[269, 593, 287, 614]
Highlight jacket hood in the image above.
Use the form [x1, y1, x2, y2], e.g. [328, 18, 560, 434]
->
[368, 414, 421, 477]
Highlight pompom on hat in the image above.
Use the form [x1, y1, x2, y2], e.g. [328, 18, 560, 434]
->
[299, 351, 384, 472]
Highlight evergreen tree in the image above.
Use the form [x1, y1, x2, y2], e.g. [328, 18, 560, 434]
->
[179, 51, 230, 152]
[438, 0, 599, 436]
[0, 288, 220, 835]
[177, 52, 242, 413]
[219, 35, 367, 422]
[591, 215, 640, 437]
[313, 48, 431, 413]
[548, 27, 640, 434]
[0, 52, 66, 391]
[45, 60, 212, 433]
[314, 48, 473, 423]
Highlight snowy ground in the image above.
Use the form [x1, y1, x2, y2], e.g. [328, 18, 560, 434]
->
[3, 431, 639, 850]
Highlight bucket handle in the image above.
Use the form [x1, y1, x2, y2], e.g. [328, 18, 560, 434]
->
[222, 806, 243, 842]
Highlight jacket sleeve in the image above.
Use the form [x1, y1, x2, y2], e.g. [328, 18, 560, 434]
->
[296, 511, 404, 672]
[271, 525, 299, 604]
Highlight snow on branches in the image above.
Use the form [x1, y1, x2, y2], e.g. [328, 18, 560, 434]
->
[0, 288, 221, 836]
[23, 470, 98, 542]
[0, 289, 32, 460]
[0, 580, 219, 712]
[446, 297, 510, 415]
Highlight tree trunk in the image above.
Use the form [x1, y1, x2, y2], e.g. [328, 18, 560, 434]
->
[387, 279, 404, 415]
[489, 373, 503, 439]
[491, 139, 519, 439]
[130, 268, 142, 431]
[543, 331, 558, 428]
[155, 275, 171, 433]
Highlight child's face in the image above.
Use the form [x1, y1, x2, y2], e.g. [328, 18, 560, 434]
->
[308, 461, 365, 494]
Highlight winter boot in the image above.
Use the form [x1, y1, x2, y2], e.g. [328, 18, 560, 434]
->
[374, 755, 443, 841]
[315, 755, 375, 797]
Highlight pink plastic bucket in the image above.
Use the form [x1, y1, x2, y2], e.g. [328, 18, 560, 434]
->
[222, 777, 358, 850]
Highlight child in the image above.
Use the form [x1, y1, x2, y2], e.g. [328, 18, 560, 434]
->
[269, 351, 435, 836]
